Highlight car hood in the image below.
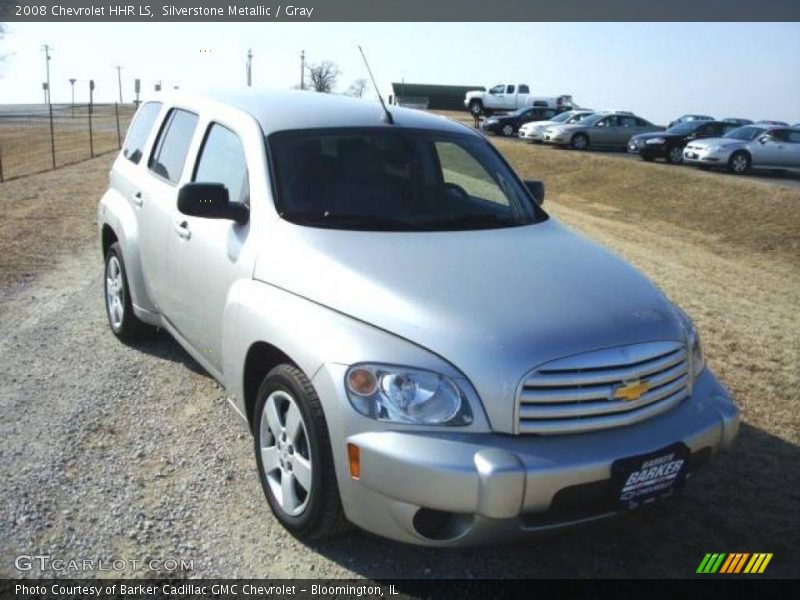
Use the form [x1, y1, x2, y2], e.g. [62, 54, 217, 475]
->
[254, 219, 684, 432]
[521, 119, 556, 131]
[686, 137, 743, 149]
[631, 132, 669, 142]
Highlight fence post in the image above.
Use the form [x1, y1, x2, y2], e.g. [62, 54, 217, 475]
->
[0, 141, 4, 183]
[48, 102, 56, 169]
[88, 103, 94, 158]
[114, 103, 122, 150]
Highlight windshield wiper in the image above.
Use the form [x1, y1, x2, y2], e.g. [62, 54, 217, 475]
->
[282, 212, 422, 231]
[419, 213, 519, 230]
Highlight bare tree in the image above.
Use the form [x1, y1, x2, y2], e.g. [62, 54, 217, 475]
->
[0, 24, 7, 65]
[306, 61, 340, 94]
[345, 78, 367, 98]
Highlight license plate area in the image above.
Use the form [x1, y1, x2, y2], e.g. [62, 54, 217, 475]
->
[611, 442, 689, 509]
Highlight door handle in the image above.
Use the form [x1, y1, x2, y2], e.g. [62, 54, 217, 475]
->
[172, 220, 191, 240]
[132, 192, 143, 207]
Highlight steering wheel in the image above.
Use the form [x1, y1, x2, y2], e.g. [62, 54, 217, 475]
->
[443, 182, 470, 201]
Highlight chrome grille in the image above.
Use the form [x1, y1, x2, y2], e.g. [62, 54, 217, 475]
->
[516, 341, 689, 435]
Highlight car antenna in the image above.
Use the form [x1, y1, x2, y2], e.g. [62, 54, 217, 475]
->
[358, 45, 393, 124]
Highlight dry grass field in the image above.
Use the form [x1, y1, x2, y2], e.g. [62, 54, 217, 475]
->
[0, 137, 797, 575]
[0, 105, 133, 180]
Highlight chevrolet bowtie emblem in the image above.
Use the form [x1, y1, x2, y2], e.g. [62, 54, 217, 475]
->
[614, 380, 650, 402]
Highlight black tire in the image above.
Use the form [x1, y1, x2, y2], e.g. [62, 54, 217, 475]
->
[469, 101, 483, 117]
[666, 146, 684, 164]
[728, 151, 751, 174]
[104, 242, 152, 342]
[571, 133, 589, 150]
[253, 364, 349, 540]
[501, 124, 515, 137]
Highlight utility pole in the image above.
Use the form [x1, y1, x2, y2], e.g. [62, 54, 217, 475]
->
[300, 50, 305, 90]
[246, 48, 253, 87]
[69, 78, 76, 117]
[116, 65, 123, 103]
[42, 44, 52, 105]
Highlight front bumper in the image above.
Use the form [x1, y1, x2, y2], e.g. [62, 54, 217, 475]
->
[542, 132, 568, 145]
[519, 129, 544, 142]
[683, 146, 731, 165]
[340, 368, 738, 546]
[629, 142, 666, 159]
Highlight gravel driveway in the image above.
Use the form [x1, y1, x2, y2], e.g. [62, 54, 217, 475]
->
[0, 156, 797, 579]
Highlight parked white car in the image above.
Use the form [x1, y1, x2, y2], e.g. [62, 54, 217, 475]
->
[464, 83, 573, 116]
[683, 125, 800, 174]
[518, 110, 595, 143]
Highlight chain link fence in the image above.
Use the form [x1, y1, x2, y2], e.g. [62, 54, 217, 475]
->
[0, 103, 136, 182]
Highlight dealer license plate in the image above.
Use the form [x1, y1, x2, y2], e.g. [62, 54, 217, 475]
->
[611, 443, 689, 509]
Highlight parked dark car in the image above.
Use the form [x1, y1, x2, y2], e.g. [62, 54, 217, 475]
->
[628, 120, 739, 164]
[481, 106, 564, 136]
[667, 114, 714, 128]
[756, 120, 789, 126]
[722, 118, 753, 126]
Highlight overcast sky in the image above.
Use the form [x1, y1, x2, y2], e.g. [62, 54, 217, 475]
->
[1, 22, 799, 124]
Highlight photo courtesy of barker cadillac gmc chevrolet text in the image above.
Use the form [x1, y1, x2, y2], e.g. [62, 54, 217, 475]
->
[97, 90, 739, 546]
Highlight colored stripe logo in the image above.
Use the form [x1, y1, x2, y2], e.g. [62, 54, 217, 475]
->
[697, 553, 773, 574]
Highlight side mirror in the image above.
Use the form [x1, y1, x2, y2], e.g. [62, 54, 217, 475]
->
[525, 180, 545, 206]
[758, 135, 771, 144]
[177, 183, 249, 225]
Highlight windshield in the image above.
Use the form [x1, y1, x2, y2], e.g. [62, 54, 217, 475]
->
[567, 112, 593, 124]
[578, 114, 604, 126]
[723, 126, 766, 141]
[666, 122, 702, 135]
[550, 111, 573, 123]
[268, 128, 545, 231]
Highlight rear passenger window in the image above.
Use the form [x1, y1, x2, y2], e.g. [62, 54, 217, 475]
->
[787, 131, 800, 143]
[148, 109, 199, 184]
[518, 85, 530, 94]
[122, 102, 162, 165]
[193, 124, 249, 205]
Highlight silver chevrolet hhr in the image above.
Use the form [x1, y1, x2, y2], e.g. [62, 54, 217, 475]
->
[98, 90, 739, 546]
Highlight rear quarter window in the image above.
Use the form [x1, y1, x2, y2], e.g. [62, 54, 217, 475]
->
[148, 108, 199, 184]
[122, 102, 162, 165]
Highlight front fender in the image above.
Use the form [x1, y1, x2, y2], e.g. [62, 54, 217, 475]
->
[98, 188, 157, 315]
[221, 279, 465, 421]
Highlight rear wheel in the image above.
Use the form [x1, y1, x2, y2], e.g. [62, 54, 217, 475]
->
[667, 146, 684, 164]
[104, 242, 152, 342]
[728, 151, 750, 174]
[254, 364, 349, 540]
[571, 133, 589, 150]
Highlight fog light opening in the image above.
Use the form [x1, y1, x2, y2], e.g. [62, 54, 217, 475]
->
[412, 508, 474, 541]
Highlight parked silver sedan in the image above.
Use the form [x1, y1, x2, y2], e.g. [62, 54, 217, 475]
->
[542, 112, 663, 150]
[683, 125, 800, 174]
[518, 110, 594, 143]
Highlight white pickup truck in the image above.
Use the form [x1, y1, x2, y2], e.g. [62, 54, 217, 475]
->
[465, 84, 573, 116]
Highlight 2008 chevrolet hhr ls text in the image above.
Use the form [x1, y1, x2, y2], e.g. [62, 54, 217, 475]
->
[98, 91, 739, 546]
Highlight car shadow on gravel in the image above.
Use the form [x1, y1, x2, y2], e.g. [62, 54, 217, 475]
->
[304, 422, 798, 578]
[129, 329, 211, 378]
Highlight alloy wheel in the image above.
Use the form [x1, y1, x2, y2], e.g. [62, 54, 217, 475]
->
[669, 147, 684, 163]
[105, 255, 124, 330]
[259, 390, 313, 516]
[731, 153, 749, 173]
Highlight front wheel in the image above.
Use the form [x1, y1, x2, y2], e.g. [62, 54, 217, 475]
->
[667, 146, 684, 164]
[728, 151, 751, 174]
[254, 364, 349, 540]
[501, 124, 515, 137]
[469, 101, 483, 117]
[571, 133, 589, 150]
[104, 242, 152, 342]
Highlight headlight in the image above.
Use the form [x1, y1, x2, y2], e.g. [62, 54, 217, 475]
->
[645, 137, 665, 144]
[345, 364, 473, 426]
[673, 305, 706, 377]
[706, 145, 725, 152]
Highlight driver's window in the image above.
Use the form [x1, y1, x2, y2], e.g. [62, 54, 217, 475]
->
[506, 85, 515, 94]
[194, 123, 250, 206]
[595, 118, 609, 127]
[489, 85, 504, 94]
[435, 142, 508, 206]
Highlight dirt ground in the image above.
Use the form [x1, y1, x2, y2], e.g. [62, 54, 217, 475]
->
[0, 144, 798, 578]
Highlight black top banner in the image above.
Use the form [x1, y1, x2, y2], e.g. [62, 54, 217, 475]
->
[2, 0, 800, 22]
